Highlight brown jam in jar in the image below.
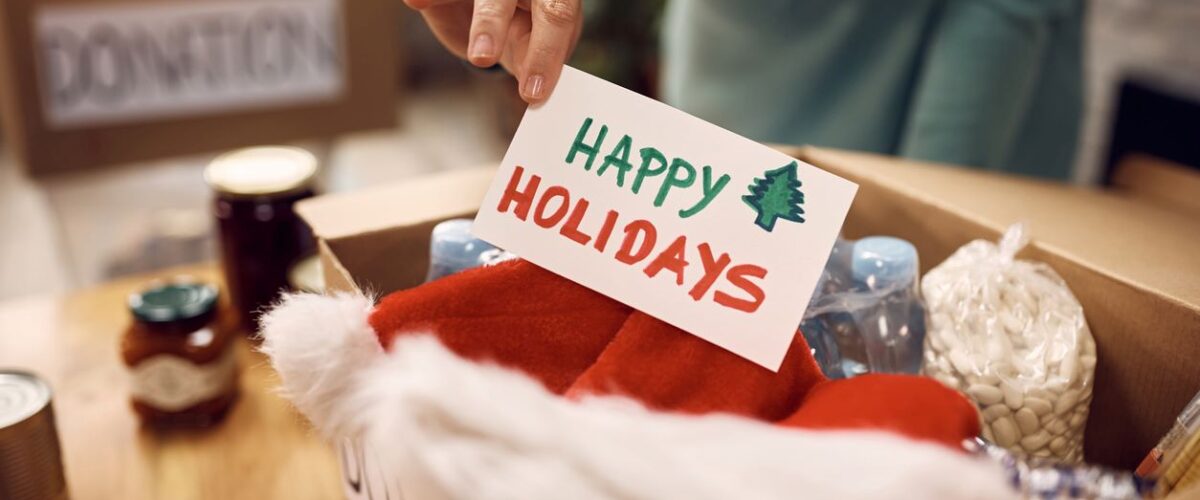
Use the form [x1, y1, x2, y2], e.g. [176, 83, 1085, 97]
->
[205, 146, 317, 333]
[121, 280, 239, 427]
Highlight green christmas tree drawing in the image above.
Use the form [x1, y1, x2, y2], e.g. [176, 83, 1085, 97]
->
[742, 161, 805, 232]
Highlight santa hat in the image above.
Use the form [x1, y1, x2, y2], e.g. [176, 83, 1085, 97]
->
[259, 259, 1010, 499]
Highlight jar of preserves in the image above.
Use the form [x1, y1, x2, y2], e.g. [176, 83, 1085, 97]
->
[121, 280, 238, 427]
[205, 146, 317, 333]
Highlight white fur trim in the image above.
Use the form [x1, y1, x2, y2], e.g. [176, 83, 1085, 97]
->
[258, 293, 1013, 499]
[346, 337, 1016, 500]
[258, 292, 382, 436]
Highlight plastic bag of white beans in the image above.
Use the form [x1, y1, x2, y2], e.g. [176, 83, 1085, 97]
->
[921, 224, 1096, 464]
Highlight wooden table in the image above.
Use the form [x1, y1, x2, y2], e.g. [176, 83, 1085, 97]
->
[0, 265, 344, 499]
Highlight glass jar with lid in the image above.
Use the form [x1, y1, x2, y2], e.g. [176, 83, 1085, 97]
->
[205, 146, 317, 333]
[121, 279, 238, 427]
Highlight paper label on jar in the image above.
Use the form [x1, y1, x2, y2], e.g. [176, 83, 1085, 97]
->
[34, 0, 345, 129]
[129, 349, 237, 412]
[472, 66, 858, 371]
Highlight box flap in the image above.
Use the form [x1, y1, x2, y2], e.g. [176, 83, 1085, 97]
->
[1112, 153, 1200, 218]
[298, 166, 497, 241]
[299, 165, 498, 294]
[796, 147, 1200, 312]
[317, 239, 356, 293]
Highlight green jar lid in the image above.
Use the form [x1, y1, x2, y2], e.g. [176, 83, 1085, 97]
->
[129, 281, 219, 323]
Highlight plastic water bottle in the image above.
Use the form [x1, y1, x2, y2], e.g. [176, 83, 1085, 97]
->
[800, 236, 927, 378]
[799, 238, 853, 379]
[799, 315, 845, 379]
[849, 236, 926, 374]
[426, 219, 511, 282]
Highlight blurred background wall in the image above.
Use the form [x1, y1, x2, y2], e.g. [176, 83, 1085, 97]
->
[1077, 0, 1200, 184]
[0, 0, 1196, 300]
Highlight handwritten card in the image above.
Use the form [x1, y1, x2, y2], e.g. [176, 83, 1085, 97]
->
[473, 67, 857, 371]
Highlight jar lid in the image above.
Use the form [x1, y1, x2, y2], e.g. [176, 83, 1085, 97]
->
[204, 146, 317, 197]
[129, 281, 219, 323]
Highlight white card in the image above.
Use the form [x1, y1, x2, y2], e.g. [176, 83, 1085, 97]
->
[473, 67, 857, 371]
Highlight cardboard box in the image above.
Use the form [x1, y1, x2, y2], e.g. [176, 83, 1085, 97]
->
[298, 167, 498, 295]
[792, 147, 1200, 473]
[297, 148, 1200, 489]
[1111, 153, 1200, 218]
[0, 0, 399, 174]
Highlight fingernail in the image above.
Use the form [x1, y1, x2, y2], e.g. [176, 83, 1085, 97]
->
[470, 33, 494, 60]
[524, 74, 545, 100]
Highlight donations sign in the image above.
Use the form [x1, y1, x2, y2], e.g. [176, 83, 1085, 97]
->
[0, 0, 397, 173]
[34, 0, 344, 128]
[473, 67, 858, 371]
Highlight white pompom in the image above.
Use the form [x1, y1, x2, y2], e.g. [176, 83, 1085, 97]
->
[258, 292, 383, 436]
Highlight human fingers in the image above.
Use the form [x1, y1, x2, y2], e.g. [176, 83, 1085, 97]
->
[467, 0, 519, 67]
[498, 11, 531, 75]
[402, 0, 465, 9]
[404, 0, 474, 58]
[519, 0, 582, 103]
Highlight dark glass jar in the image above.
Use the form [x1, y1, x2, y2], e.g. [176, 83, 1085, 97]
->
[121, 280, 238, 427]
[205, 146, 317, 333]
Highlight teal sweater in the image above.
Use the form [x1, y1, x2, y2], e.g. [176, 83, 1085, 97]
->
[662, 0, 1084, 180]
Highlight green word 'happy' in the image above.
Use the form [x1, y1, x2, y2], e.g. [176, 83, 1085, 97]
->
[564, 118, 731, 219]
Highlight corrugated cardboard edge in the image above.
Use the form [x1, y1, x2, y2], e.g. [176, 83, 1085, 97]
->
[789, 145, 1200, 471]
[298, 165, 497, 294]
[298, 167, 497, 241]
[318, 239, 356, 294]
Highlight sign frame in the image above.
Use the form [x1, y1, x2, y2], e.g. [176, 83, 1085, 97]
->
[0, 0, 399, 174]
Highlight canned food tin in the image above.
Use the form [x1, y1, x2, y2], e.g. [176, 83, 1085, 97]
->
[0, 371, 68, 500]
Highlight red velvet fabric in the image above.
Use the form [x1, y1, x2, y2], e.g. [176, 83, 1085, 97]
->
[784, 375, 982, 446]
[567, 312, 825, 422]
[371, 260, 630, 393]
[369, 259, 979, 448]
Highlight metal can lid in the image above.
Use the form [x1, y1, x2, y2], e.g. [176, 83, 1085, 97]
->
[0, 371, 51, 429]
[129, 280, 219, 323]
[204, 146, 318, 197]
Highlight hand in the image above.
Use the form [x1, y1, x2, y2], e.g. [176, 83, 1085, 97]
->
[404, 0, 583, 104]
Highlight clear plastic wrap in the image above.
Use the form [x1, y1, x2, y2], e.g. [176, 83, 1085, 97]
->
[923, 224, 1096, 463]
[967, 438, 1154, 499]
[801, 236, 927, 379]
